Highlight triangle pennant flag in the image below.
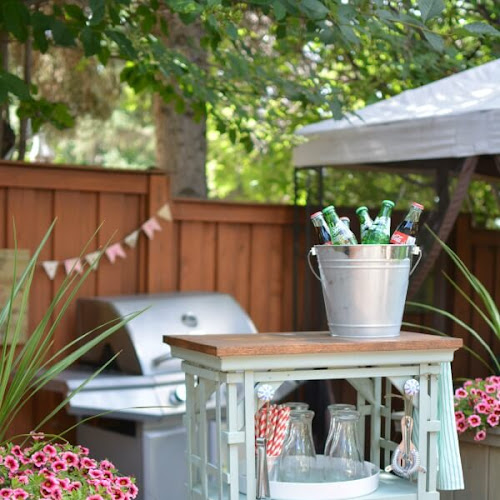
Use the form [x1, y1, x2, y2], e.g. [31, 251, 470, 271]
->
[124, 230, 140, 248]
[85, 251, 101, 271]
[105, 243, 127, 264]
[64, 258, 83, 276]
[157, 203, 172, 221]
[42, 261, 59, 280]
[142, 217, 162, 240]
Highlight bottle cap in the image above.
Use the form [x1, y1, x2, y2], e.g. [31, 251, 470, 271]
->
[322, 205, 335, 215]
[340, 216, 350, 222]
[411, 202, 424, 210]
[382, 200, 395, 208]
[355, 206, 368, 215]
[310, 211, 323, 219]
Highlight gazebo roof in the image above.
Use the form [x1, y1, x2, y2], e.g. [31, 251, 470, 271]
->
[293, 59, 500, 172]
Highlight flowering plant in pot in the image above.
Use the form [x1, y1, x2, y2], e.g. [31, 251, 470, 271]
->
[0, 221, 144, 497]
[405, 227, 500, 442]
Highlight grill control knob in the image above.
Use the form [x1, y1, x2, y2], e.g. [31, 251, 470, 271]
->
[181, 312, 198, 328]
[169, 385, 187, 405]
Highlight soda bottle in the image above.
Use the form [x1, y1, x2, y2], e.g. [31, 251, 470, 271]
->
[310, 211, 332, 245]
[322, 205, 358, 245]
[340, 216, 351, 229]
[390, 202, 424, 245]
[363, 200, 394, 244]
[355, 206, 373, 242]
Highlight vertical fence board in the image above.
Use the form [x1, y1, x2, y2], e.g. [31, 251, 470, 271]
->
[179, 221, 216, 291]
[216, 223, 251, 313]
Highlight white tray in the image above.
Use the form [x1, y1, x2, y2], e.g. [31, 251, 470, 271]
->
[240, 456, 380, 500]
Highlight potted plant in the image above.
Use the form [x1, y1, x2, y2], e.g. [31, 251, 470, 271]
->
[405, 227, 499, 499]
[0, 221, 144, 498]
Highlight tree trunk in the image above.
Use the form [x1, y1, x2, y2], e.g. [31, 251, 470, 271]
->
[154, 15, 207, 198]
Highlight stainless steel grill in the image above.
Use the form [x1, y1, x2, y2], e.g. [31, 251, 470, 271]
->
[50, 292, 258, 500]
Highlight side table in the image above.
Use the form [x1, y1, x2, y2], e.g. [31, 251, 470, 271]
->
[164, 331, 462, 500]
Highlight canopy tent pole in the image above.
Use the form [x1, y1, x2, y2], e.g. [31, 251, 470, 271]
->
[408, 156, 479, 299]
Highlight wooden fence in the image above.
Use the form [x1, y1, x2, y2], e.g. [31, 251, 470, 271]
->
[0, 160, 498, 438]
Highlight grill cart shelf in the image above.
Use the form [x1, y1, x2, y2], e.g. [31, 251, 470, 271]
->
[164, 331, 462, 500]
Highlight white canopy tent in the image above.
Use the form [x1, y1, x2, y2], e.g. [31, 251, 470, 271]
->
[292, 59, 500, 299]
[294, 58, 500, 168]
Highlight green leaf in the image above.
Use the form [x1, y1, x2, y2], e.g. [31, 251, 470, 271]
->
[89, 0, 105, 25]
[339, 25, 359, 45]
[64, 4, 85, 22]
[418, 0, 445, 23]
[80, 27, 101, 56]
[463, 22, 500, 37]
[0, 71, 30, 101]
[51, 19, 76, 47]
[105, 30, 138, 59]
[300, 0, 329, 20]
[2, 0, 30, 41]
[272, 0, 287, 21]
[424, 31, 444, 52]
[31, 11, 51, 52]
[225, 22, 238, 40]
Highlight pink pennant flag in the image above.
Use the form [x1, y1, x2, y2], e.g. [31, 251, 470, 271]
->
[64, 258, 83, 276]
[105, 243, 126, 264]
[157, 203, 172, 221]
[42, 261, 59, 280]
[141, 217, 162, 240]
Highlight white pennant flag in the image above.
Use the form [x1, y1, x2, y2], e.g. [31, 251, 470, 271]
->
[42, 261, 59, 280]
[157, 203, 172, 221]
[124, 230, 140, 248]
[85, 251, 101, 271]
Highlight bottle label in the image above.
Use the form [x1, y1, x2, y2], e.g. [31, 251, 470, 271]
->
[390, 231, 416, 245]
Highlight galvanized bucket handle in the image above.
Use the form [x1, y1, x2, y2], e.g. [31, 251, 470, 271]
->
[410, 246, 422, 276]
[309, 245, 422, 280]
[307, 247, 322, 281]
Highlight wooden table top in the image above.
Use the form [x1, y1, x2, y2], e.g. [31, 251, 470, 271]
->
[163, 331, 463, 358]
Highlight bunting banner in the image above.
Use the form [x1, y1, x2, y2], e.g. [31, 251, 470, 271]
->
[42, 261, 59, 280]
[142, 217, 162, 239]
[64, 258, 83, 276]
[39, 204, 172, 280]
[157, 203, 172, 221]
[124, 230, 140, 248]
[85, 251, 101, 271]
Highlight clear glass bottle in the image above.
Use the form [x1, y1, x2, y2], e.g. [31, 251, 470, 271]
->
[286, 402, 310, 411]
[322, 205, 358, 245]
[390, 201, 424, 245]
[355, 206, 373, 242]
[278, 409, 318, 483]
[363, 200, 394, 244]
[323, 403, 356, 456]
[325, 410, 366, 482]
[310, 211, 332, 245]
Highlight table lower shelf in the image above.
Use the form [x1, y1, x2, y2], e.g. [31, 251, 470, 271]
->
[193, 472, 421, 500]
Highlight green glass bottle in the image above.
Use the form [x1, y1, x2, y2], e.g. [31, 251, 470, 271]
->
[355, 206, 373, 243]
[322, 205, 358, 245]
[363, 200, 394, 244]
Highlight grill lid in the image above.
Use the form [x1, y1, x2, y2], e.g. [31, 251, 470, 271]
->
[77, 292, 257, 376]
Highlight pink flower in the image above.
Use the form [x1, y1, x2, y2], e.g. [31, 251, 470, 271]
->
[115, 477, 132, 488]
[455, 388, 468, 399]
[487, 414, 499, 427]
[61, 451, 79, 467]
[100, 459, 114, 470]
[87, 495, 104, 500]
[4, 456, 19, 472]
[78, 446, 90, 456]
[475, 402, 491, 414]
[129, 483, 138, 498]
[31, 451, 47, 467]
[485, 384, 497, 394]
[68, 481, 82, 491]
[110, 488, 127, 499]
[29, 431, 45, 441]
[467, 414, 482, 427]
[0, 489, 13, 498]
[455, 411, 465, 422]
[12, 489, 29, 500]
[10, 446, 23, 458]
[463, 380, 473, 387]
[474, 430, 486, 441]
[80, 457, 96, 469]
[51, 460, 67, 472]
[89, 469, 103, 479]
[456, 419, 469, 433]
[42, 445, 57, 458]
[40, 475, 58, 492]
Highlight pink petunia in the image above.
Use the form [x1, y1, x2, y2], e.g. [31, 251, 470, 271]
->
[68, 481, 82, 491]
[467, 414, 482, 427]
[487, 414, 499, 427]
[4, 455, 19, 472]
[12, 489, 29, 500]
[475, 402, 491, 414]
[29, 431, 45, 441]
[455, 388, 468, 399]
[87, 495, 105, 500]
[61, 451, 79, 467]
[455, 411, 465, 422]
[474, 430, 487, 441]
[485, 384, 497, 394]
[0, 489, 13, 498]
[129, 483, 138, 498]
[80, 457, 97, 469]
[463, 380, 473, 387]
[42, 444, 57, 458]
[10, 446, 23, 458]
[115, 477, 132, 488]
[89, 469, 103, 479]
[456, 419, 469, 433]
[51, 460, 68, 472]
[100, 459, 115, 471]
[31, 451, 47, 467]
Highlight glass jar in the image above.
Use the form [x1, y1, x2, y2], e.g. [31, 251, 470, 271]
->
[278, 409, 318, 483]
[324, 403, 356, 456]
[286, 402, 309, 411]
[324, 409, 366, 482]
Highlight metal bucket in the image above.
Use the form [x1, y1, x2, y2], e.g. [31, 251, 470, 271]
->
[308, 245, 421, 338]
